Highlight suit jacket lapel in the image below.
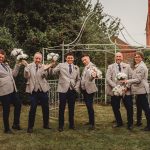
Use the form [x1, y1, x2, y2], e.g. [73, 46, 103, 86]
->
[113, 63, 118, 75]
[64, 62, 71, 76]
[31, 63, 36, 76]
[0, 64, 10, 74]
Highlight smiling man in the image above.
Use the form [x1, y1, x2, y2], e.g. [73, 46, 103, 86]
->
[51, 52, 80, 132]
[24, 52, 51, 133]
[123, 52, 150, 131]
[0, 49, 24, 134]
[81, 53, 102, 130]
[106, 52, 133, 130]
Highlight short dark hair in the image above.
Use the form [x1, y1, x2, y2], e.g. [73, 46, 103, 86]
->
[81, 53, 90, 58]
[65, 52, 74, 58]
[135, 51, 144, 59]
[0, 49, 6, 56]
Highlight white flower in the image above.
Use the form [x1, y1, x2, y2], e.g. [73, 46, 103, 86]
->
[116, 73, 127, 80]
[47, 54, 53, 60]
[11, 48, 23, 57]
[47, 52, 59, 61]
[11, 48, 28, 61]
[112, 85, 126, 96]
[50, 53, 55, 57]
[55, 54, 59, 57]
[17, 54, 28, 61]
[88, 66, 102, 79]
[16, 55, 22, 60]
[53, 55, 58, 61]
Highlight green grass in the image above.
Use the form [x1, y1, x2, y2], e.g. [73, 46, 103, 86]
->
[0, 104, 150, 150]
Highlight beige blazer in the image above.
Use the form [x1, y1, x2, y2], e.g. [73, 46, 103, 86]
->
[24, 62, 50, 93]
[127, 61, 149, 94]
[0, 63, 20, 96]
[81, 62, 102, 94]
[52, 62, 80, 93]
[106, 62, 132, 96]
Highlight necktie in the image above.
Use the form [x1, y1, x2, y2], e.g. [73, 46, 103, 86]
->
[118, 64, 121, 72]
[1, 63, 8, 71]
[36, 64, 38, 72]
[69, 64, 72, 74]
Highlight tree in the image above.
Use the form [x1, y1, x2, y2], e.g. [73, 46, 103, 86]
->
[0, 0, 120, 54]
[0, 27, 17, 54]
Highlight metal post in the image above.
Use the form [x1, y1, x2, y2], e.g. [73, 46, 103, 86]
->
[62, 41, 65, 63]
[42, 48, 45, 64]
[105, 49, 107, 104]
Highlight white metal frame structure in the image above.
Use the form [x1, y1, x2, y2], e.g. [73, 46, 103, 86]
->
[42, 11, 150, 118]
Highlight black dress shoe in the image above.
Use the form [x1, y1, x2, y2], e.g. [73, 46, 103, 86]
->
[58, 128, 63, 132]
[88, 125, 95, 130]
[112, 124, 123, 128]
[135, 122, 142, 127]
[12, 125, 22, 130]
[127, 125, 133, 130]
[4, 129, 14, 134]
[142, 126, 150, 131]
[27, 128, 33, 133]
[69, 126, 75, 130]
[43, 126, 52, 129]
[84, 122, 90, 126]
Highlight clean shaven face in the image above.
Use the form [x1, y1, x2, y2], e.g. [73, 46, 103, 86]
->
[0, 54, 5, 63]
[115, 52, 123, 64]
[34, 53, 42, 64]
[82, 56, 90, 66]
[134, 54, 142, 64]
[66, 55, 74, 64]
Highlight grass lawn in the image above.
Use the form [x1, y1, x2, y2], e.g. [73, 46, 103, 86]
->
[0, 104, 150, 150]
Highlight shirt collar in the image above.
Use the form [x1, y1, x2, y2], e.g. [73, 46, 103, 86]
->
[135, 61, 143, 68]
[66, 62, 73, 66]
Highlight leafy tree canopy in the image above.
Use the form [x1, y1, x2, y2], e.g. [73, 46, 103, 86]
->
[0, 0, 120, 56]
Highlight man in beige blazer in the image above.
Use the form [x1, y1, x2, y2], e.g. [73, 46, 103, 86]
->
[24, 52, 51, 133]
[51, 52, 80, 132]
[0, 49, 23, 133]
[106, 52, 133, 130]
[124, 51, 150, 131]
[81, 54, 102, 130]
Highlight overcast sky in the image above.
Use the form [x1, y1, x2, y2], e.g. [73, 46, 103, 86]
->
[91, 0, 148, 46]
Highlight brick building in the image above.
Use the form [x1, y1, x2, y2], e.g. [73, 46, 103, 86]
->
[112, 37, 136, 67]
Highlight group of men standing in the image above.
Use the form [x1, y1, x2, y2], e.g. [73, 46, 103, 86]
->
[0, 48, 150, 134]
[0, 49, 102, 134]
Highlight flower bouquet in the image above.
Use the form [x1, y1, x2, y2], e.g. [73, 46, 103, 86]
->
[116, 72, 127, 80]
[47, 52, 59, 61]
[88, 66, 102, 79]
[11, 48, 28, 61]
[44, 53, 59, 70]
[112, 85, 126, 96]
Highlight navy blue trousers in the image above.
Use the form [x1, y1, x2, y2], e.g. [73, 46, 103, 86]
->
[0, 92, 21, 131]
[82, 90, 95, 126]
[59, 89, 76, 129]
[136, 95, 143, 123]
[28, 91, 49, 129]
[136, 94, 150, 127]
[111, 95, 133, 126]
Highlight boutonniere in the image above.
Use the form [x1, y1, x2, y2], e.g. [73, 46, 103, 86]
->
[39, 64, 42, 68]
[74, 66, 78, 70]
[5, 62, 9, 65]
[86, 66, 90, 70]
